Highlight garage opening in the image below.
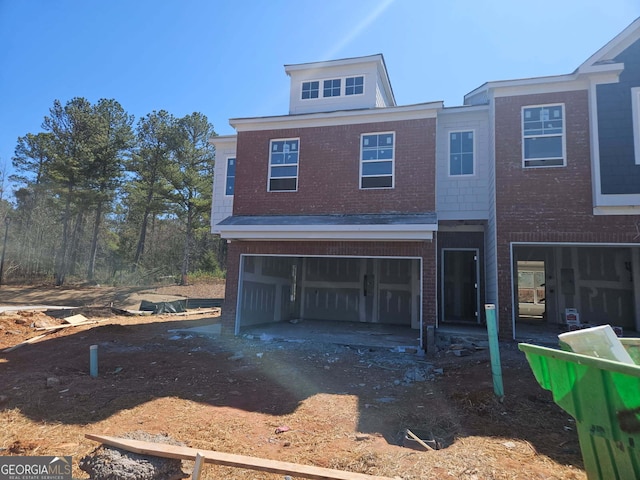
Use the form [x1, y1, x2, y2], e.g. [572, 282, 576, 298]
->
[512, 244, 640, 335]
[236, 255, 422, 342]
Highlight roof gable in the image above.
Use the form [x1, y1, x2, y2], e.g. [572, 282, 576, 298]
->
[577, 17, 640, 73]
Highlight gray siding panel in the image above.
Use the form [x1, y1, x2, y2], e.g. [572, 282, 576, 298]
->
[597, 38, 640, 194]
[436, 109, 490, 219]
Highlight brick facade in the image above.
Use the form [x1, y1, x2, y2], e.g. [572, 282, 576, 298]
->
[493, 91, 640, 335]
[233, 119, 436, 216]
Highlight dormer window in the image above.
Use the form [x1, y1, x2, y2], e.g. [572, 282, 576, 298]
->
[301, 81, 319, 99]
[300, 75, 365, 100]
[345, 76, 364, 95]
[323, 79, 341, 97]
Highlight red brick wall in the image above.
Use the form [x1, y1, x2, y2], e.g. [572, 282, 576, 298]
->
[233, 119, 436, 215]
[494, 91, 640, 335]
[220, 240, 437, 339]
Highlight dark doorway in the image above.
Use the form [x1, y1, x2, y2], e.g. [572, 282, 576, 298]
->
[442, 249, 479, 323]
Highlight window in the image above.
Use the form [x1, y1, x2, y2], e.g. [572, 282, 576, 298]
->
[360, 132, 394, 189]
[269, 139, 299, 191]
[522, 104, 565, 167]
[301, 76, 365, 99]
[449, 131, 474, 176]
[323, 79, 341, 97]
[301, 81, 319, 99]
[345, 76, 364, 95]
[225, 157, 235, 195]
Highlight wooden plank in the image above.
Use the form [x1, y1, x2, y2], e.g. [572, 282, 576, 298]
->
[406, 429, 434, 451]
[3, 334, 49, 353]
[86, 434, 396, 480]
[192, 453, 205, 480]
[63, 314, 89, 325]
[36, 321, 98, 331]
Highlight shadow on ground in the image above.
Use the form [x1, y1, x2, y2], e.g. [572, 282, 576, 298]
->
[0, 316, 583, 471]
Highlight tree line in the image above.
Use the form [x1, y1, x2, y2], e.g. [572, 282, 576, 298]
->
[5, 97, 225, 286]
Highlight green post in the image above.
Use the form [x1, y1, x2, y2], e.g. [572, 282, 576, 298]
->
[484, 304, 504, 399]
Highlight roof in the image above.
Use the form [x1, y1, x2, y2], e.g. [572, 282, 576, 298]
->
[229, 101, 443, 131]
[577, 17, 640, 73]
[464, 18, 640, 102]
[215, 213, 438, 241]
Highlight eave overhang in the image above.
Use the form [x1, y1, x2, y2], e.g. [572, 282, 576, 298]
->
[464, 63, 624, 102]
[215, 213, 438, 241]
[229, 102, 442, 132]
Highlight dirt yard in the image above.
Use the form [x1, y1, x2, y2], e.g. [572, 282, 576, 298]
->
[0, 282, 586, 479]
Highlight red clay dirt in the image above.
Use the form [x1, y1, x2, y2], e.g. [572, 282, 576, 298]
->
[0, 283, 585, 479]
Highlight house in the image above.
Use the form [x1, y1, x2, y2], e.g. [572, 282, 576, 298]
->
[211, 19, 640, 348]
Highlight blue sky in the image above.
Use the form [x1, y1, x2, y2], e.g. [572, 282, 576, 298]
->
[1, 0, 639, 190]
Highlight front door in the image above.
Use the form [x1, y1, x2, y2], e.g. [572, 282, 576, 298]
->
[442, 249, 479, 323]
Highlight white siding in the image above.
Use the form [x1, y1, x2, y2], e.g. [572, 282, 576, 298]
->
[286, 56, 394, 114]
[436, 107, 490, 220]
[210, 136, 237, 234]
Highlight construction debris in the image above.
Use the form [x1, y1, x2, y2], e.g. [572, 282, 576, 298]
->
[80, 431, 187, 480]
[63, 313, 89, 325]
[86, 433, 397, 480]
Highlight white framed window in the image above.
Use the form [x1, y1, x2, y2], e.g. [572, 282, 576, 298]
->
[268, 138, 299, 192]
[449, 131, 474, 176]
[345, 76, 364, 96]
[360, 132, 394, 189]
[522, 104, 565, 168]
[225, 157, 236, 196]
[323, 79, 341, 97]
[301, 75, 365, 100]
[301, 81, 319, 99]
[632, 87, 640, 165]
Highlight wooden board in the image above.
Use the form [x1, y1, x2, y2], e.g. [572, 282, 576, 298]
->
[63, 314, 89, 325]
[3, 334, 49, 353]
[86, 434, 396, 480]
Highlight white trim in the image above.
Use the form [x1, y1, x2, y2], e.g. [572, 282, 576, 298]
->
[633, 87, 640, 166]
[301, 80, 320, 100]
[448, 129, 475, 177]
[208, 134, 237, 148]
[594, 204, 640, 215]
[230, 102, 442, 132]
[268, 138, 300, 192]
[577, 18, 640, 73]
[285, 54, 394, 106]
[588, 78, 603, 210]
[512, 241, 640, 247]
[218, 223, 436, 241]
[300, 75, 366, 100]
[587, 76, 640, 211]
[360, 131, 395, 190]
[345, 75, 365, 97]
[464, 65, 623, 102]
[521, 103, 566, 168]
[224, 156, 236, 197]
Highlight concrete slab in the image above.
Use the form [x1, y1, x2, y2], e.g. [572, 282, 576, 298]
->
[168, 324, 222, 337]
[0, 305, 77, 313]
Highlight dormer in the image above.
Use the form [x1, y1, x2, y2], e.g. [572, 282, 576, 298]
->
[285, 54, 396, 115]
